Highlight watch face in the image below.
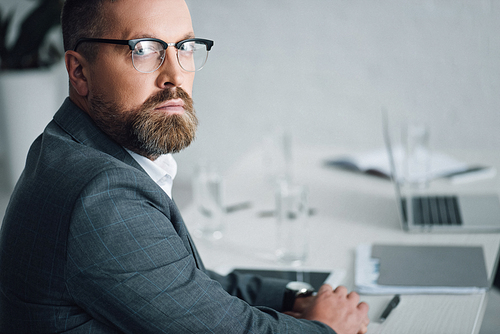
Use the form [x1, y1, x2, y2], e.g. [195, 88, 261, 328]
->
[287, 281, 314, 292]
[283, 281, 315, 312]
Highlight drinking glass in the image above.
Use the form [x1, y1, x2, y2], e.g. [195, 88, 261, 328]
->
[192, 164, 226, 240]
[402, 122, 430, 189]
[275, 181, 309, 266]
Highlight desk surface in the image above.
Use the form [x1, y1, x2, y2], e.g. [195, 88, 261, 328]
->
[182, 145, 500, 334]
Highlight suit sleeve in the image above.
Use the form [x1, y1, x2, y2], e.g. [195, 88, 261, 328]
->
[207, 270, 290, 312]
[66, 167, 335, 334]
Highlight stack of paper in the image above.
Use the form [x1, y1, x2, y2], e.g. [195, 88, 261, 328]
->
[355, 244, 489, 294]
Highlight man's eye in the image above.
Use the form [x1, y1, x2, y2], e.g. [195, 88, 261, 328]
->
[179, 42, 196, 52]
[134, 48, 145, 56]
[134, 47, 153, 56]
[134, 42, 161, 56]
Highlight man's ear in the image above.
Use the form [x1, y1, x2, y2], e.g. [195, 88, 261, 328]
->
[65, 51, 89, 97]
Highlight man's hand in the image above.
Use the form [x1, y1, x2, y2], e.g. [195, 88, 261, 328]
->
[284, 284, 369, 334]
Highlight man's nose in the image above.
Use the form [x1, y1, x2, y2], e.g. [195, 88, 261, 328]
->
[156, 48, 185, 89]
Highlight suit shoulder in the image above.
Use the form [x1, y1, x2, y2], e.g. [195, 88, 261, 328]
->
[13, 119, 149, 209]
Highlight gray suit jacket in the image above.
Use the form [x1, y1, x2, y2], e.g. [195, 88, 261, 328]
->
[0, 98, 334, 333]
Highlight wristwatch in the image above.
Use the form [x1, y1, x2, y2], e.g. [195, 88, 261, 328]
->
[282, 281, 315, 311]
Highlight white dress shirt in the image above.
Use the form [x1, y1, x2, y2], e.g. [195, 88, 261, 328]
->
[125, 149, 177, 199]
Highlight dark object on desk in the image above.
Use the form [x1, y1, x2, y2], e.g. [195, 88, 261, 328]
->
[232, 268, 331, 291]
[379, 294, 400, 322]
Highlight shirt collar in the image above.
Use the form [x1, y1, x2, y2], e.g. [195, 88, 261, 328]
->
[125, 149, 177, 198]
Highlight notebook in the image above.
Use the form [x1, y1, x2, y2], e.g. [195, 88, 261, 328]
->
[383, 112, 500, 232]
[355, 243, 489, 294]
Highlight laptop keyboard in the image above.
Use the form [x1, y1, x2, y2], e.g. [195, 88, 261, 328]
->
[401, 196, 463, 226]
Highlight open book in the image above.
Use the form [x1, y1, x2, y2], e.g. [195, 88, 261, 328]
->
[325, 146, 492, 183]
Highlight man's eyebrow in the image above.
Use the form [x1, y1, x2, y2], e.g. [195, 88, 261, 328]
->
[132, 32, 196, 41]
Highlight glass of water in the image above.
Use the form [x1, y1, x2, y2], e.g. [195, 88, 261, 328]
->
[192, 164, 226, 240]
[275, 181, 309, 267]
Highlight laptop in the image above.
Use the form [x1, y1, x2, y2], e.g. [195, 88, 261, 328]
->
[383, 112, 500, 233]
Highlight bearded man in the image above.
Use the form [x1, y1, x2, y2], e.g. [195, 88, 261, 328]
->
[0, 0, 369, 333]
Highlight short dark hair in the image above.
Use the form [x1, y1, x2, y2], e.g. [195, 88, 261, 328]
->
[61, 0, 116, 62]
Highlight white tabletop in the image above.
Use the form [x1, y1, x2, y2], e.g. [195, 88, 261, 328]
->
[182, 145, 500, 334]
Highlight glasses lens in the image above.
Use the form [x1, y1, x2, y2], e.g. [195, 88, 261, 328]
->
[132, 41, 164, 73]
[177, 41, 209, 72]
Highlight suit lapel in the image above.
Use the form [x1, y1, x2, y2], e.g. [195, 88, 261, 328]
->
[53, 98, 205, 271]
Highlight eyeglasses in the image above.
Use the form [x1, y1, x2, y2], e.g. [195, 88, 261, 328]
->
[73, 37, 214, 73]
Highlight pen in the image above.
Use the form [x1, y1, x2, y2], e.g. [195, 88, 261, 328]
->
[379, 294, 400, 322]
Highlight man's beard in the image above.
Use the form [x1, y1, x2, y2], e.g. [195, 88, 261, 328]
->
[88, 87, 198, 159]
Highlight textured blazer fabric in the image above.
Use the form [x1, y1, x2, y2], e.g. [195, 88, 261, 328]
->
[0, 98, 334, 333]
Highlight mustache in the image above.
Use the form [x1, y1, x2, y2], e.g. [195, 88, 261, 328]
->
[142, 87, 193, 111]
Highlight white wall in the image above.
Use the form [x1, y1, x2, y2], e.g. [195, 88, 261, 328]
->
[179, 0, 500, 182]
[1, 0, 499, 187]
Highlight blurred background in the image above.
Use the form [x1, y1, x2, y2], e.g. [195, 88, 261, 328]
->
[0, 0, 499, 332]
[0, 0, 499, 191]
[184, 0, 500, 182]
